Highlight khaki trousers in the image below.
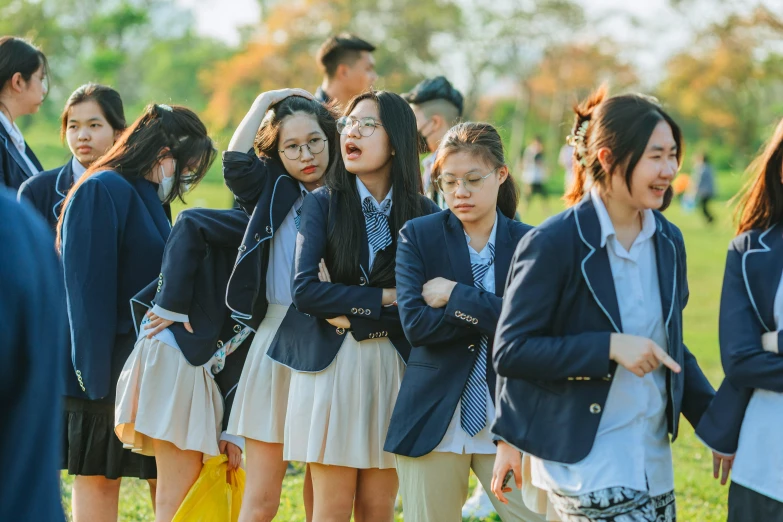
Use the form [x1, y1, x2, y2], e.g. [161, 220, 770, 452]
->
[396, 451, 546, 522]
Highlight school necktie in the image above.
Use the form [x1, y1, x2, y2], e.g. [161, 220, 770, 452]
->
[294, 190, 307, 231]
[460, 243, 495, 437]
[362, 196, 392, 255]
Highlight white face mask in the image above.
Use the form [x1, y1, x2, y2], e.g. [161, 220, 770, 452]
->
[157, 161, 176, 202]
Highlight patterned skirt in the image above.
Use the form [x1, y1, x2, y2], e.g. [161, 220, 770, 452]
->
[547, 487, 675, 522]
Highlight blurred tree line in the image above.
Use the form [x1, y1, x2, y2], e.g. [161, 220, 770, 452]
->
[2, 0, 782, 184]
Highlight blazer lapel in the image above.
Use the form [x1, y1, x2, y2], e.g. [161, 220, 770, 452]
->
[443, 210, 474, 286]
[574, 198, 623, 333]
[493, 211, 513, 297]
[744, 223, 783, 332]
[52, 160, 74, 220]
[0, 126, 34, 179]
[653, 217, 676, 333]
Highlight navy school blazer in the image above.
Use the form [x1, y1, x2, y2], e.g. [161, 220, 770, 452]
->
[491, 196, 715, 464]
[0, 189, 67, 522]
[0, 123, 43, 190]
[17, 158, 73, 231]
[131, 207, 254, 427]
[384, 209, 533, 457]
[696, 223, 783, 454]
[270, 187, 441, 372]
[62, 171, 171, 402]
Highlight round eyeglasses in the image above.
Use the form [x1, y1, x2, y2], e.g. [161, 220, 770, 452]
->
[336, 116, 384, 137]
[436, 168, 499, 194]
[279, 137, 328, 161]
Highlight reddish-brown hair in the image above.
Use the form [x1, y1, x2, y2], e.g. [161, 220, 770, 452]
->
[735, 118, 783, 234]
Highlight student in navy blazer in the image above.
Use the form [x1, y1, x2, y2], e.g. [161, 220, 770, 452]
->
[491, 89, 718, 522]
[287, 91, 439, 522]
[387, 123, 542, 522]
[116, 206, 251, 520]
[0, 189, 67, 522]
[220, 90, 338, 522]
[18, 84, 126, 230]
[58, 103, 216, 522]
[0, 37, 48, 189]
[695, 118, 783, 521]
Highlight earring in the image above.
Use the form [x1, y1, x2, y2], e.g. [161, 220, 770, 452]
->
[391, 150, 396, 156]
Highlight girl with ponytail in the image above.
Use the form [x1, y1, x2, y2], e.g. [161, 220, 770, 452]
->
[490, 87, 721, 522]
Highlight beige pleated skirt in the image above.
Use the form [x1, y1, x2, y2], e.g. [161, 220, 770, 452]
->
[115, 337, 224, 458]
[226, 304, 291, 444]
[284, 333, 405, 469]
[521, 453, 561, 521]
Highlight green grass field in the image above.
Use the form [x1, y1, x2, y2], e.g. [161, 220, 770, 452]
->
[54, 164, 744, 520]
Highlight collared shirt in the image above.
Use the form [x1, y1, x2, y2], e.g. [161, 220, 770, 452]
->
[531, 188, 673, 497]
[0, 111, 40, 176]
[433, 214, 498, 455]
[266, 182, 309, 305]
[71, 156, 88, 182]
[732, 268, 783, 503]
[314, 86, 331, 105]
[356, 176, 393, 269]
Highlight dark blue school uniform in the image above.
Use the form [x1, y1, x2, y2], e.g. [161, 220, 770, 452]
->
[269, 187, 440, 372]
[385, 209, 532, 457]
[131, 207, 254, 424]
[17, 158, 72, 231]
[0, 189, 67, 522]
[696, 224, 783, 453]
[491, 197, 715, 464]
[0, 123, 43, 190]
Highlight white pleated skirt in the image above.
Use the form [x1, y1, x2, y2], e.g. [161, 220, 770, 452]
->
[115, 337, 223, 458]
[226, 304, 291, 444]
[284, 333, 405, 469]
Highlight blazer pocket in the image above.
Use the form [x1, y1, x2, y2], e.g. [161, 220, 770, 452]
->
[406, 362, 438, 371]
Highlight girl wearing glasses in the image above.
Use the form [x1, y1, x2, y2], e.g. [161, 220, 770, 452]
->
[386, 122, 542, 522]
[490, 87, 719, 522]
[0, 37, 48, 189]
[218, 89, 337, 522]
[281, 91, 439, 522]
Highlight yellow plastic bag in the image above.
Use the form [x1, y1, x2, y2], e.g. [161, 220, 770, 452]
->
[171, 454, 245, 522]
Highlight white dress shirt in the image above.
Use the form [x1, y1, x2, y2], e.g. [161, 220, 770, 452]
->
[356, 176, 393, 270]
[731, 268, 783, 503]
[266, 182, 308, 305]
[433, 215, 498, 455]
[531, 188, 674, 497]
[71, 156, 87, 182]
[0, 111, 40, 176]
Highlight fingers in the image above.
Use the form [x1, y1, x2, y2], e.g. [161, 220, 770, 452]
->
[318, 259, 331, 283]
[654, 345, 682, 373]
[146, 318, 173, 338]
[720, 457, 733, 486]
[512, 459, 523, 490]
[491, 464, 510, 504]
[184, 322, 194, 334]
[713, 454, 719, 479]
[219, 440, 228, 454]
[144, 314, 162, 329]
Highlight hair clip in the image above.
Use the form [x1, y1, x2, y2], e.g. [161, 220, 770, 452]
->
[566, 119, 590, 167]
[158, 104, 173, 112]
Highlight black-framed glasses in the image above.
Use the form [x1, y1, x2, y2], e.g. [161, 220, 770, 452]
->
[279, 137, 328, 161]
[336, 116, 383, 137]
[437, 168, 498, 194]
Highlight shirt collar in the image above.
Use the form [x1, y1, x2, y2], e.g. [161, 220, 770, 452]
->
[0, 111, 25, 150]
[356, 176, 393, 214]
[71, 156, 88, 181]
[464, 210, 498, 259]
[590, 187, 656, 248]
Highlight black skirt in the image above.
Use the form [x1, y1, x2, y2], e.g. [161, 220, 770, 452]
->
[728, 482, 783, 522]
[62, 396, 157, 480]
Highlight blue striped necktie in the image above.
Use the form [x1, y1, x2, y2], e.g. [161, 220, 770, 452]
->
[294, 189, 307, 231]
[460, 243, 495, 437]
[362, 196, 392, 254]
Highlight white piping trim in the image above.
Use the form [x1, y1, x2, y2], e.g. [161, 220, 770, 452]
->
[656, 221, 678, 333]
[52, 165, 68, 219]
[741, 226, 774, 333]
[574, 208, 621, 333]
[130, 296, 153, 337]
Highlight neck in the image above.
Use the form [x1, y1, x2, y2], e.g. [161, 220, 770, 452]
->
[428, 129, 447, 153]
[320, 78, 354, 108]
[302, 179, 321, 193]
[358, 168, 392, 203]
[461, 208, 496, 252]
[0, 95, 19, 123]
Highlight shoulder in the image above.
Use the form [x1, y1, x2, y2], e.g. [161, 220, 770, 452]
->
[0, 189, 53, 261]
[402, 209, 447, 236]
[417, 194, 440, 215]
[507, 216, 534, 240]
[19, 166, 62, 193]
[729, 226, 770, 255]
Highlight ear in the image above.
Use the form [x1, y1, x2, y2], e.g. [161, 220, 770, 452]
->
[597, 147, 613, 176]
[430, 114, 445, 131]
[337, 63, 350, 79]
[113, 129, 123, 142]
[9, 72, 25, 94]
[497, 165, 509, 185]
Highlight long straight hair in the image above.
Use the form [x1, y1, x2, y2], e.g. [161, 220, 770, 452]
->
[735, 117, 783, 234]
[431, 122, 519, 219]
[324, 90, 425, 287]
[56, 104, 216, 246]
